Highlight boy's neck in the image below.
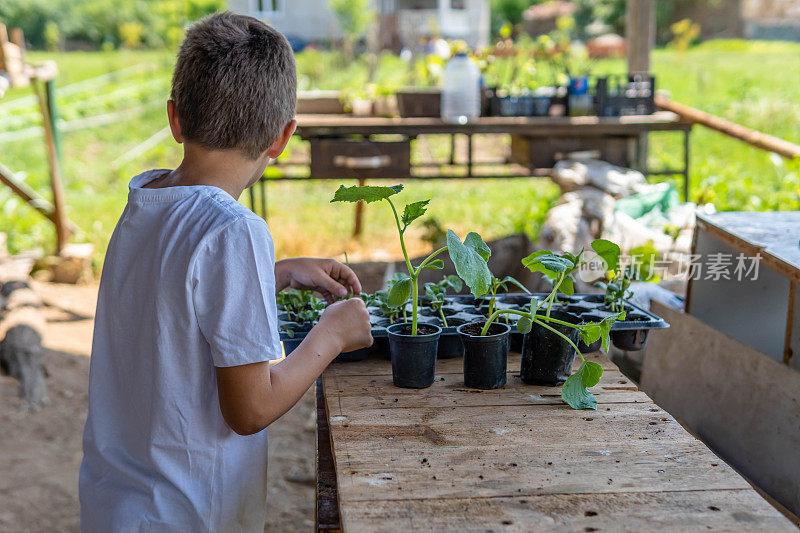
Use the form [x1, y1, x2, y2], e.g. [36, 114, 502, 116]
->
[160, 144, 268, 200]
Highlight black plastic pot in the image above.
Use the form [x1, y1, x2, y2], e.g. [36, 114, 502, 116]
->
[437, 333, 464, 359]
[282, 337, 303, 356]
[371, 336, 391, 360]
[458, 322, 510, 390]
[611, 329, 649, 351]
[520, 310, 582, 386]
[335, 347, 370, 362]
[387, 323, 441, 389]
[284, 338, 371, 362]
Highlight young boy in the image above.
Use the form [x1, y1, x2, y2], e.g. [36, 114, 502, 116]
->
[79, 12, 373, 532]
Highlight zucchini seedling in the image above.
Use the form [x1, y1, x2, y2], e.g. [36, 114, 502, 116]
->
[482, 275, 530, 318]
[424, 275, 462, 327]
[480, 239, 625, 410]
[596, 264, 635, 313]
[277, 289, 327, 338]
[331, 184, 492, 335]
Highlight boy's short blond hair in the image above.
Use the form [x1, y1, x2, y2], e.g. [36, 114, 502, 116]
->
[171, 12, 297, 159]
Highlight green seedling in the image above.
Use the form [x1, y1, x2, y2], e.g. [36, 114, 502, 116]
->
[277, 289, 327, 338]
[363, 289, 403, 324]
[482, 275, 530, 319]
[386, 272, 410, 322]
[277, 289, 326, 324]
[596, 264, 635, 313]
[480, 239, 625, 410]
[331, 184, 492, 335]
[424, 275, 463, 327]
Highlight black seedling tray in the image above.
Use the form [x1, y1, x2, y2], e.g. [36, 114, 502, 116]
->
[278, 293, 669, 354]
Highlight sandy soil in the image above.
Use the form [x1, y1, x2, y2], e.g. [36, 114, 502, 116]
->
[0, 281, 315, 532]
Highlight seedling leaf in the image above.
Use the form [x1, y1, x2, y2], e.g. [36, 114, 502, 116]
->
[420, 259, 444, 271]
[402, 200, 430, 227]
[500, 276, 530, 293]
[516, 316, 533, 334]
[599, 311, 624, 353]
[591, 238, 621, 273]
[388, 276, 412, 307]
[331, 184, 403, 204]
[522, 250, 570, 279]
[562, 361, 604, 410]
[447, 230, 493, 297]
[559, 275, 575, 296]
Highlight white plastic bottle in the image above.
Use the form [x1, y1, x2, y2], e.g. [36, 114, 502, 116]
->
[441, 53, 481, 124]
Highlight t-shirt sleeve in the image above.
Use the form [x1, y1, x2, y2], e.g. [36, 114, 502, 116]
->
[192, 217, 282, 367]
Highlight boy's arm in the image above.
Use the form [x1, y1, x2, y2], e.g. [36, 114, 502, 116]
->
[275, 258, 361, 303]
[215, 298, 372, 435]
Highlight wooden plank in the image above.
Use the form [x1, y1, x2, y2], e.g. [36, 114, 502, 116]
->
[695, 212, 800, 285]
[316, 379, 342, 533]
[295, 112, 688, 138]
[324, 370, 644, 411]
[340, 490, 796, 532]
[656, 95, 800, 160]
[642, 302, 800, 517]
[326, 402, 753, 503]
[626, 0, 655, 74]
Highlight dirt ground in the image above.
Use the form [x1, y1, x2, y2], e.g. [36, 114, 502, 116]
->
[0, 281, 315, 532]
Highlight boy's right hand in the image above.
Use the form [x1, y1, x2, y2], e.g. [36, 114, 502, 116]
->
[314, 298, 373, 354]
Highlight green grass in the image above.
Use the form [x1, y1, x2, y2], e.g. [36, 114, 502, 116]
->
[1, 41, 799, 267]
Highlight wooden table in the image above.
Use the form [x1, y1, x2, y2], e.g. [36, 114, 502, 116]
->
[251, 112, 692, 230]
[688, 212, 800, 368]
[315, 351, 794, 532]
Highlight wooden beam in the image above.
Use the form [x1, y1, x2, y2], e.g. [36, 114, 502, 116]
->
[0, 162, 79, 234]
[656, 95, 800, 159]
[33, 78, 69, 254]
[626, 0, 655, 74]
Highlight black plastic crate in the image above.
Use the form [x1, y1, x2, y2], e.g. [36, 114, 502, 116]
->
[594, 74, 656, 117]
[278, 293, 669, 356]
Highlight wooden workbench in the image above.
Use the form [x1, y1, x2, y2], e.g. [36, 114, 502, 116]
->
[250, 112, 693, 224]
[315, 351, 794, 531]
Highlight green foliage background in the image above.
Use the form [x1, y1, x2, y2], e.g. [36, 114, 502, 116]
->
[0, 0, 224, 49]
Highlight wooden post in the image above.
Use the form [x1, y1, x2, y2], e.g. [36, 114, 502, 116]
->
[626, 0, 655, 74]
[34, 77, 69, 254]
[626, 0, 655, 179]
[353, 178, 366, 237]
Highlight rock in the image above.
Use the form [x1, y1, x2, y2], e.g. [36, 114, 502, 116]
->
[1, 323, 48, 409]
[32, 242, 94, 284]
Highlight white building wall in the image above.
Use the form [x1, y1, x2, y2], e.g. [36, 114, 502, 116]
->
[228, 0, 489, 47]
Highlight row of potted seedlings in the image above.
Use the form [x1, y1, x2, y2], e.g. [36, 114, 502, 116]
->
[278, 184, 668, 410]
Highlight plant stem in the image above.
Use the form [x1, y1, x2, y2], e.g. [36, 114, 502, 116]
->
[411, 276, 418, 334]
[387, 198, 413, 274]
[415, 246, 448, 273]
[482, 308, 584, 360]
[438, 305, 448, 328]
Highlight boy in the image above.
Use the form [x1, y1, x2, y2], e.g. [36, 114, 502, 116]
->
[79, 12, 373, 532]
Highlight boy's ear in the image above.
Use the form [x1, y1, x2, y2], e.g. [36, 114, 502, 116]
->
[266, 119, 297, 159]
[167, 99, 184, 143]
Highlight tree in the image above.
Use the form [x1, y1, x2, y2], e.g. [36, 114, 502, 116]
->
[329, 0, 374, 61]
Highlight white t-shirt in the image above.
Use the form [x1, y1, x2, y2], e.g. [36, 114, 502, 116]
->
[80, 170, 283, 532]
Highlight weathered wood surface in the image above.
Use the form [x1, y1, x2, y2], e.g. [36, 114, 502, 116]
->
[320, 352, 795, 532]
[695, 212, 800, 284]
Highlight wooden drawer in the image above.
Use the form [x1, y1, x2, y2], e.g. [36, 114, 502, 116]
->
[510, 135, 632, 169]
[309, 139, 411, 180]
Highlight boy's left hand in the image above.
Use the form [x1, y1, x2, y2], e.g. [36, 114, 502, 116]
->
[276, 258, 362, 303]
